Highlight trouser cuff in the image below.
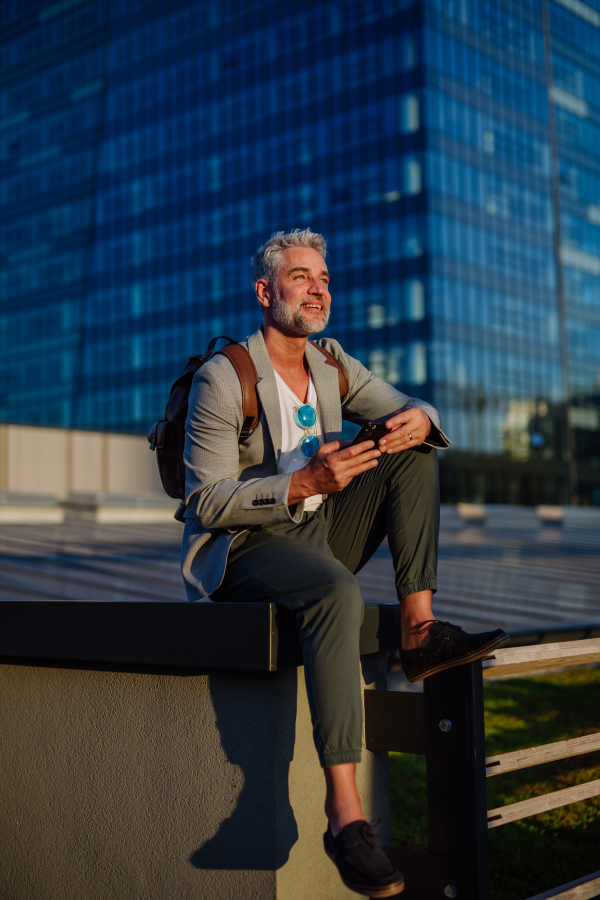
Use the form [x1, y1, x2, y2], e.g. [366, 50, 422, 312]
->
[397, 577, 437, 600]
[319, 749, 362, 768]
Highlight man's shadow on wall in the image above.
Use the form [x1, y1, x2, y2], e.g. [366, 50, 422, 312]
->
[189, 662, 299, 871]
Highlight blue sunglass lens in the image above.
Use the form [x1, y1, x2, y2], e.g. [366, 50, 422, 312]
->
[295, 405, 316, 428]
[300, 435, 320, 458]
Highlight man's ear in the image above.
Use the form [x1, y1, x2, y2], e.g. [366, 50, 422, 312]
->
[255, 278, 271, 310]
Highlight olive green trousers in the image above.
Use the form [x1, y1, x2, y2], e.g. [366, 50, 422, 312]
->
[211, 445, 440, 767]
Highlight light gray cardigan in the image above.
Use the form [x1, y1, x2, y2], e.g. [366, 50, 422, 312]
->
[181, 327, 449, 601]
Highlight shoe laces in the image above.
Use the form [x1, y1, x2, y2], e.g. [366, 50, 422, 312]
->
[417, 619, 463, 635]
[334, 819, 380, 854]
[415, 618, 437, 635]
[357, 819, 380, 849]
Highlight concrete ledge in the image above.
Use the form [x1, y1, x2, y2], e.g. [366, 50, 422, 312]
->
[537, 504, 564, 524]
[0, 652, 390, 900]
[0, 604, 394, 899]
[0, 600, 402, 671]
[64, 491, 179, 523]
[0, 491, 64, 523]
[456, 502, 486, 522]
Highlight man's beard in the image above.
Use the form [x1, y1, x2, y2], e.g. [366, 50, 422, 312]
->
[270, 288, 330, 336]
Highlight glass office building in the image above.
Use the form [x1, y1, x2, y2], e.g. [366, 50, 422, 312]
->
[1, 0, 599, 504]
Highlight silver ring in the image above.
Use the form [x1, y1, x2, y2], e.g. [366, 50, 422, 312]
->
[408, 433, 412, 441]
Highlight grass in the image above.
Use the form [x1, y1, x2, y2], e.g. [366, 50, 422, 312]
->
[389, 667, 600, 900]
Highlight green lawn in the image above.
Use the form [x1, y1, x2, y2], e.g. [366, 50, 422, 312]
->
[389, 667, 600, 900]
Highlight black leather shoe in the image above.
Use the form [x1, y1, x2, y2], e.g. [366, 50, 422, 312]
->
[401, 620, 509, 683]
[324, 819, 404, 897]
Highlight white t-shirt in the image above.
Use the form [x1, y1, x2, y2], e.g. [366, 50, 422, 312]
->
[274, 370, 324, 512]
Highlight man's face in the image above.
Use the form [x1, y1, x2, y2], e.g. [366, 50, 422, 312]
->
[269, 247, 331, 337]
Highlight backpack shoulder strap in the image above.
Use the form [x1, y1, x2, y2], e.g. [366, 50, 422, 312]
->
[217, 344, 260, 439]
[308, 340, 349, 400]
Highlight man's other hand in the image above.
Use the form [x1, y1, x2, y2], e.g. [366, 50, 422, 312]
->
[288, 440, 380, 505]
[378, 408, 431, 454]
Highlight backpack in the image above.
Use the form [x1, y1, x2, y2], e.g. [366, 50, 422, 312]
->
[147, 336, 349, 515]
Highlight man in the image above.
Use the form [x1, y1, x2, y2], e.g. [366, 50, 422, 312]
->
[182, 229, 508, 897]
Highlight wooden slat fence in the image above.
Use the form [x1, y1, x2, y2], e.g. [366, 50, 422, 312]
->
[365, 638, 600, 900]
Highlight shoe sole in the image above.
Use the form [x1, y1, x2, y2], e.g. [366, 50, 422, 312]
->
[324, 846, 405, 896]
[405, 632, 510, 683]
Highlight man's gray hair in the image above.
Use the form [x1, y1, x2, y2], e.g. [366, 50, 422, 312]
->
[250, 228, 328, 285]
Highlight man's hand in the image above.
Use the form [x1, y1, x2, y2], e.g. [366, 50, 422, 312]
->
[378, 408, 431, 454]
[288, 440, 380, 505]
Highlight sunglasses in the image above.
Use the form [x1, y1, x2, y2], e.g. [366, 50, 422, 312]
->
[293, 404, 320, 458]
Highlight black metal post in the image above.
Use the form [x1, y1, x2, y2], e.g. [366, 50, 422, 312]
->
[424, 660, 490, 900]
[366, 658, 490, 899]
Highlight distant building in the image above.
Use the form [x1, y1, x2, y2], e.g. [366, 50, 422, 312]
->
[0, 0, 599, 504]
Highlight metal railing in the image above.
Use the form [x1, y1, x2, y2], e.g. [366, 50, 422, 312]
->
[365, 638, 600, 900]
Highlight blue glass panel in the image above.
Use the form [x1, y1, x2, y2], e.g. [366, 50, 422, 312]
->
[0, 0, 597, 501]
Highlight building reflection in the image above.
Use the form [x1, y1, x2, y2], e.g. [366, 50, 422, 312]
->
[0, 0, 598, 504]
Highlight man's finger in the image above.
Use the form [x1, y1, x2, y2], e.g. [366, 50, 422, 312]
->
[319, 439, 344, 454]
[385, 427, 419, 442]
[333, 451, 381, 476]
[336, 450, 381, 472]
[379, 428, 410, 447]
[342, 458, 380, 478]
[384, 435, 420, 453]
[386, 409, 431, 439]
[385, 412, 409, 428]
[335, 439, 376, 460]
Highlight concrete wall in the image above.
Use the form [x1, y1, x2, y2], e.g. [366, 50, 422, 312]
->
[0, 424, 162, 499]
[0, 653, 390, 900]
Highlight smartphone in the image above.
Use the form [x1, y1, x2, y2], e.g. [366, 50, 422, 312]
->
[351, 421, 389, 447]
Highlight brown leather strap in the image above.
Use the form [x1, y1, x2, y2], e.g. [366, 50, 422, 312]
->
[217, 344, 260, 436]
[308, 341, 349, 399]
[215, 340, 347, 438]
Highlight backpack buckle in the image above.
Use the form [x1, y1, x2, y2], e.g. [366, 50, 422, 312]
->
[147, 422, 158, 450]
[147, 421, 169, 451]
